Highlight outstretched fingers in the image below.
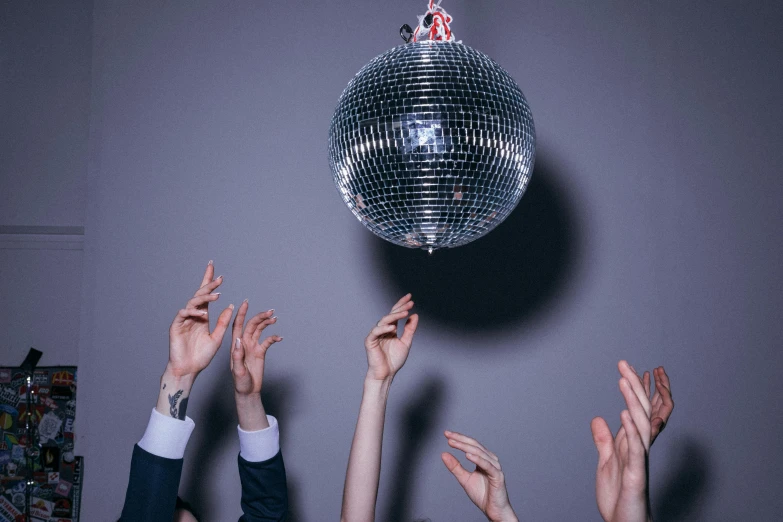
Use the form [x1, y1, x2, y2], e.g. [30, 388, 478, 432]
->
[366, 324, 397, 348]
[198, 261, 214, 288]
[232, 300, 250, 341]
[377, 309, 411, 328]
[251, 313, 277, 345]
[656, 366, 672, 394]
[186, 292, 221, 310]
[196, 273, 223, 297]
[390, 293, 413, 313]
[619, 378, 651, 450]
[209, 304, 234, 343]
[651, 367, 674, 442]
[618, 361, 651, 417]
[465, 451, 504, 483]
[447, 439, 500, 470]
[257, 335, 283, 355]
[445, 431, 499, 460]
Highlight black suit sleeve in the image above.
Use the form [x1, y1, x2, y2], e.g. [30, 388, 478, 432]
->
[238, 450, 288, 522]
[119, 444, 183, 522]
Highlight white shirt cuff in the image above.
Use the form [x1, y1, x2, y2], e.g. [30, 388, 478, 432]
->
[237, 415, 280, 462]
[137, 408, 195, 459]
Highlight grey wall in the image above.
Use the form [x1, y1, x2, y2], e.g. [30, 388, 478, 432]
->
[5, 0, 782, 520]
[0, 0, 92, 365]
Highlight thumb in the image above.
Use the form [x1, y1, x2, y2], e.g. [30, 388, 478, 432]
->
[442, 452, 471, 488]
[591, 417, 615, 464]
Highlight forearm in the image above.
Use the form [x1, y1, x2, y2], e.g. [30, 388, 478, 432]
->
[155, 368, 195, 419]
[341, 376, 393, 522]
[236, 393, 271, 431]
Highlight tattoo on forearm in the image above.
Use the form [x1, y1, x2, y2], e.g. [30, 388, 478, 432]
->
[162, 383, 166, 390]
[168, 390, 188, 419]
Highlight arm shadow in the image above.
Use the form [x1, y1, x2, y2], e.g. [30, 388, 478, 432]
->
[382, 375, 447, 522]
[653, 436, 712, 522]
[179, 370, 303, 521]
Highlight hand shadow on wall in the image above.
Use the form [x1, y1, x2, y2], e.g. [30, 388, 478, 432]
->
[179, 369, 302, 521]
[653, 437, 712, 521]
[371, 153, 581, 341]
[381, 375, 446, 522]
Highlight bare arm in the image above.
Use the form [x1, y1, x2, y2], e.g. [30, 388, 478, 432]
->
[340, 294, 419, 522]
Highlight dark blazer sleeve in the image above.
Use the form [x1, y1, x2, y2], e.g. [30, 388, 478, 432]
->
[238, 450, 288, 522]
[119, 444, 183, 522]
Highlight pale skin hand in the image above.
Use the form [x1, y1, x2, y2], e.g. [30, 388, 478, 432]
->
[340, 294, 419, 522]
[441, 431, 518, 522]
[230, 300, 282, 431]
[156, 261, 234, 419]
[591, 361, 673, 522]
[364, 293, 419, 382]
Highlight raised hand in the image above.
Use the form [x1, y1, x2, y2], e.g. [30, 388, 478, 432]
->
[229, 300, 281, 431]
[157, 261, 234, 419]
[441, 431, 518, 522]
[647, 367, 673, 444]
[167, 261, 234, 379]
[231, 300, 281, 396]
[364, 293, 419, 382]
[590, 360, 672, 522]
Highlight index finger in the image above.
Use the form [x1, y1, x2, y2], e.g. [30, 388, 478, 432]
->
[232, 299, 249, 341]
[390, 293, 412, 313]
[444, 431, 498, 461]
[199, 261, 214, 288]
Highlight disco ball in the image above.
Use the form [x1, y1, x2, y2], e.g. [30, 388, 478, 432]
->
[328, 40, 535, 251]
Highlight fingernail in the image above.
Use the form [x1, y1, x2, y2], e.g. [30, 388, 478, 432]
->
[208, 260, 213, 265]
[271, 316, 278, 321]
[235, 338, 241, 350]
[213, 292, 221, 296]
[200, 311, 207, 316]
[229, 303, 235, 310]
[217, 275, 223, 280]
[268, 309, 274, 314]
[243, 298, 249, 303]
[278, 336, 284, 341]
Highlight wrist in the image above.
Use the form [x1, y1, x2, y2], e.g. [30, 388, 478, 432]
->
[490, 508, 518, 522]
[364, 375, 393, 399]
[364, 369, 394, 389]
[156, 370, 196, 419]
[162, 365, 198, 388]
[235, 392, 269, 431]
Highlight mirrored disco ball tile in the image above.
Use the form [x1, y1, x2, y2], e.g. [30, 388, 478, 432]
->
[329, 41, 535, 251]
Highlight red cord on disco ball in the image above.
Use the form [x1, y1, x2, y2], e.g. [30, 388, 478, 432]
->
[329, 0, 535, 254]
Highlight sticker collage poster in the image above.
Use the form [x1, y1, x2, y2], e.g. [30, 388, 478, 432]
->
[0, 367, 82, 522]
